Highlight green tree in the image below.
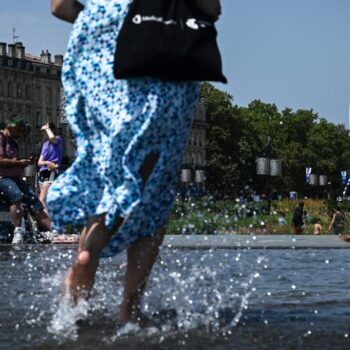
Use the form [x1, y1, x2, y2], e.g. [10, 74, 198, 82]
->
[200, 83, 244, 196]
[200, 83, 350, 200]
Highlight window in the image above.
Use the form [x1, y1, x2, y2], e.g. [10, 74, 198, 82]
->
[25, 85, 31, 99]
[36, 86, 41, 102]
[191, 153, 196, 165]
[16, 84, 22, 99]
[36, 112, 41, 126]
[0, 103, 4, 119]
[7, 82, 13, 97]
[46, 87, 53, 105]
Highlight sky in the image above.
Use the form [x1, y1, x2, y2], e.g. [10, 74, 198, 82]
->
[1, 0, 350, 126]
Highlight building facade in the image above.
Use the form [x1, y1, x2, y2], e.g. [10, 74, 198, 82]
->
[0, 41, 73, 160]
[0, 41, 206, 185]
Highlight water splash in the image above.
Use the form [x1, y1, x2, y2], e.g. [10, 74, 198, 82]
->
[48, 295, 89, 341]
[19, 246, 266, 345]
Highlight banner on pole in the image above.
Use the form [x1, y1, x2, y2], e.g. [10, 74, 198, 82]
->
[305, 167, 312, 183]
[341, 170, 347, 185]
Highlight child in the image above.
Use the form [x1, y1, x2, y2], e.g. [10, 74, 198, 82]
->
[313, 219, 323, 235]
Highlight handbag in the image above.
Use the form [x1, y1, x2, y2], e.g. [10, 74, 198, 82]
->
[114, 0, 227, 83]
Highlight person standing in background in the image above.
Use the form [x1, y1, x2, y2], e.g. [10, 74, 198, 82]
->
[292, 201, 304, 235]
[37, 122, 63, 215]
[328, 206, 346, 235]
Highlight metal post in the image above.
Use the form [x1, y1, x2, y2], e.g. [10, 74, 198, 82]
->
[267, 136, 271, 215]
[328, 182, 332, 201]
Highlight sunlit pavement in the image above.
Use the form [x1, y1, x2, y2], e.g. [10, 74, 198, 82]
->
[0, 234, 349, 249]
[164, 235, 350, 249]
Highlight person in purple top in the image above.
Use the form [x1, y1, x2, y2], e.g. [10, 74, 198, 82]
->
[37, 122, 63, 215]
[0, 116, 51, 244]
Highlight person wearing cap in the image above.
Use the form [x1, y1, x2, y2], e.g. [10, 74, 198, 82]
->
[0, 116, 51, 244]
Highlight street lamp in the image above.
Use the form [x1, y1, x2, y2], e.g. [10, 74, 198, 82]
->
[181, 168, 192, 183]
[307, 173, 327, 198]
[256, 157, 282, 214]
[328, 181, 332, 201]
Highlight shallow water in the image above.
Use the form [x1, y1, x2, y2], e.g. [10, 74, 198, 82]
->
[1, 245, 350, 350]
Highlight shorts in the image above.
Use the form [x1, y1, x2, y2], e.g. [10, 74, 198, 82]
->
[0, 177, 44, 213]
[39, 170, 58, 184]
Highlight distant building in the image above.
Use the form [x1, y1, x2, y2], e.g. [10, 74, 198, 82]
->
[0, 41, 74, 160]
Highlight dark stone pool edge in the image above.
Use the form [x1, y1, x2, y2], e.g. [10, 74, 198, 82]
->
[1, 235, 350, 250]
[163, 235, 350, 249]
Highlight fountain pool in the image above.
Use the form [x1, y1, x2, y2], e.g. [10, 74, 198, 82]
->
[0, 244, 349, 350]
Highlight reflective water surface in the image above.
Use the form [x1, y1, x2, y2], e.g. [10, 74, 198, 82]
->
[0, 245, 350, 350]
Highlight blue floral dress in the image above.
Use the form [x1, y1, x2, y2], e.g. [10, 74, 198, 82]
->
[47, 0, 199, 257]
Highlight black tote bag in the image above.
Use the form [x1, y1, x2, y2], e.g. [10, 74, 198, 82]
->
[114, 0, 227, 83]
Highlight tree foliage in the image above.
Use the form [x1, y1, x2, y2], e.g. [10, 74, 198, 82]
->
[200, 82, 350, 198]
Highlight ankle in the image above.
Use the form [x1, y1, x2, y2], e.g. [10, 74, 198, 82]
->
[120, 298, 140, 317]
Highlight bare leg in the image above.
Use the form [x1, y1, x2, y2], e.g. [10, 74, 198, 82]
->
[33, 209, 51, 231]
[117, 227, 166, 325]
[39, 182, 51, 215]
[66, 151, 161, 309]
[66, 215, 123, 303]
[9, 201, 23, 228]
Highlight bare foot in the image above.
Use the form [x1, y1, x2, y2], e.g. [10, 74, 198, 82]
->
[117, 306, 153, 328]
[66, 250, 94, 304]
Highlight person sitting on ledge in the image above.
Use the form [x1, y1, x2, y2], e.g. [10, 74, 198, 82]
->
[0, 116, 52, 244]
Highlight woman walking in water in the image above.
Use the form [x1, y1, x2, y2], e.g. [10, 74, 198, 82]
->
[49, 0, 221, 325]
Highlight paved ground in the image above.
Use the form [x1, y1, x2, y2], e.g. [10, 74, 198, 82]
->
[1, 234, 349, 249]
[163, 235, 350, 249]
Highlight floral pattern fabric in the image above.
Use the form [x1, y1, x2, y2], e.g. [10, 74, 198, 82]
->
[47, 0, 199, 257]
